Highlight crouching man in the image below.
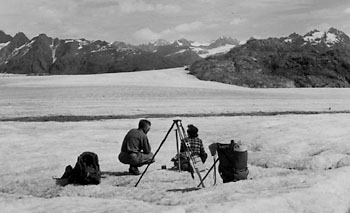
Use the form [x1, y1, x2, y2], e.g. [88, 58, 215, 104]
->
[118, 119, 154, 175]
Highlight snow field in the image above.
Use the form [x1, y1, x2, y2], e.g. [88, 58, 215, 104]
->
[1, 68, 350, 119]
[1, 115, 350, 212]
[1, 68, 350, 212]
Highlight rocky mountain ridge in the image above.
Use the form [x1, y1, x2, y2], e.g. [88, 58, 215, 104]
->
[190, 28, 350, 88]
[0, 31, 237, 75]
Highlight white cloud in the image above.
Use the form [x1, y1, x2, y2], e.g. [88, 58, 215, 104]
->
[118, 0, 181, 14]
[230, 17, 246, 25]
[73, 0, 118, 9]
[133, 28, 162, 41]
[344, 8, 350, 14]
[239, 0, 313, 9]
[133, 21, 209, 42]
[174, 21, 204, 32]
[195, 0, 216, 4]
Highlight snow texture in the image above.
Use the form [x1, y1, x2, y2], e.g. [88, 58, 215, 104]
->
[0, 41, 10, 50]
[303, 31, 339, 47]
[190, 41, 210, 47]
[326, 32, 338, 44]
[196, 44, 235, 58]
[1, 68, 350, 213]
[304, 31, 324, 43]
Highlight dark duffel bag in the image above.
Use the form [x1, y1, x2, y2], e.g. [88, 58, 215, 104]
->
[217, 141, 249, 183]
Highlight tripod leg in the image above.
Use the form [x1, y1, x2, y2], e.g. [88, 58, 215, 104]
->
[175, 129, 181, 172]
[195, 168, 205, 188]
[135, 122, 176, 187]
[213, 156, 217, 185]
[197, 157, 219, 188]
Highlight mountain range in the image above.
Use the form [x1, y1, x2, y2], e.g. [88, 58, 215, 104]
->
[190, 27, 350, 88]
[0, 31, 237, 75]
[2, 28, 350, 88]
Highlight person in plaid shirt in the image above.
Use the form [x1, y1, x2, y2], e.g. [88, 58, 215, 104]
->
[180, 124, 208, 163]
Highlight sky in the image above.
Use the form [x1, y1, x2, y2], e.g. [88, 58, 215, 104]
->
[0, 0, 350, 44]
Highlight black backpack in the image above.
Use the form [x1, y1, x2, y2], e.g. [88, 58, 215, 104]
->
[60, 151, 101, 185]
[217, 141, 249, 183]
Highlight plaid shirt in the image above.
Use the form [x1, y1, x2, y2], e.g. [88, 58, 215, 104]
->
[180, 137, 206, 157]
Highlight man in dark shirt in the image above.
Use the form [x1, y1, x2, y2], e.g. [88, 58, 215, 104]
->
[118, 119, 154, 175]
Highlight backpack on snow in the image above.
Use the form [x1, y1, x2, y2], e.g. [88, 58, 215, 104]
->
[171, 153, 192, 172]
[60, 151, 101, 185]
[216, 140, 249, 183]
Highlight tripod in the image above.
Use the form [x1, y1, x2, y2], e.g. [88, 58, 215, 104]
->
[135, 119, 205, 187]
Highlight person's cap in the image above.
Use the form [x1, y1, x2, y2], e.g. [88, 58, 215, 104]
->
[187, 124, 198, 133]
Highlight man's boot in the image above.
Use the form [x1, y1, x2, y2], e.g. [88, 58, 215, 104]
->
[129, 166, 140, 175]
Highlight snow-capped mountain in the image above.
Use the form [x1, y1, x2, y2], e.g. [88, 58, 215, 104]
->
[284, 27, 350, 48]
[190, 28, 350, 88]
[152, 36, 238, 57]
[0, 33, 180, 74]
[208, 36, 239, 48]
[0, 32, 29, 65]
[0, 30, 12, 44]
[0, 31, 239, 75]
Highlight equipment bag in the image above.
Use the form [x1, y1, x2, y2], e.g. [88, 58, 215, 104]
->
[217, 141, 249, 183]
[60, 151, 101, 185]
[171, 153, 192, 172]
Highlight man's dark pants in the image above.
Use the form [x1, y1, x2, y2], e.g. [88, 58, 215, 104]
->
[118, 152, 154, 167]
